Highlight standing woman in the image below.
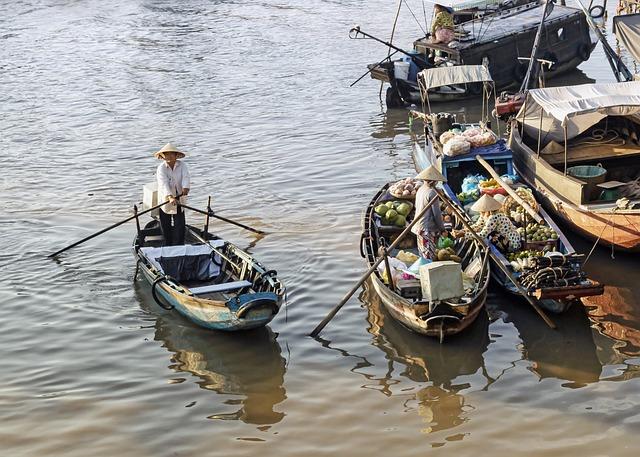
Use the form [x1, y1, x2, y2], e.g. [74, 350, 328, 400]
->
[431, 4, 455, 45]
[155, 143, 190, 246]
[411, 166, 447, 260]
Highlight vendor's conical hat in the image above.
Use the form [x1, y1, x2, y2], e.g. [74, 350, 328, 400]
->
[415, 165, 446, 182]
[154, 143, 186, 159]
[471, 194, 502, 212]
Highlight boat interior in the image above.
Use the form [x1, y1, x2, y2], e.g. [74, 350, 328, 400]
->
[366, 186, 487, 317]
[136, 221, 280, 301]
[524, 116, 640, 205]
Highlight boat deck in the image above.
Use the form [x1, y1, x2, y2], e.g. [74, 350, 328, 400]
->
[414, 4, 582, 51]
[543, 142, 640, 166]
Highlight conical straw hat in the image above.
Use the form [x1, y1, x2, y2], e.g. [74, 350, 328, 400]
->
[470, 194, 502, 212]
[415, 165, 446, 182]
[154, 143, 186, 159]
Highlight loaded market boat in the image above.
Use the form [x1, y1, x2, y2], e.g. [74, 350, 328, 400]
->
[509, 81, 640, 252]
[411, 66, 603, 312]
[133, 205, 284, 331]
[361, 0, 594, 107]
[361, 180, 491, 339]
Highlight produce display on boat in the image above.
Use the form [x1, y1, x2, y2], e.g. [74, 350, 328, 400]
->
[361, 180, 490, 339]
[388, 177, 423, 198]
[445, 170, 602, 308]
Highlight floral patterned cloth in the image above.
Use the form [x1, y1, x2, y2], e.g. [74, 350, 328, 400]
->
[466, 212, 521, 252]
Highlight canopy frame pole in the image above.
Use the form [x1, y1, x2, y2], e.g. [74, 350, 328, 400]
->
[493, 82, 501, 137]
[536, 108, 544, 157]
[563, 122, 568, 175]
[520, 96, 528, 139]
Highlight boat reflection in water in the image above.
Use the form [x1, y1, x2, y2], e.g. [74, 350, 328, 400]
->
[357, 280, 491, 436]
[136, 283, 286, 426]
[491, 293, 603, 387]
[580, 247, 640, 376]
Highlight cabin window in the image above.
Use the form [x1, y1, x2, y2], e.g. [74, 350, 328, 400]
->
[556, 27, 566, 41]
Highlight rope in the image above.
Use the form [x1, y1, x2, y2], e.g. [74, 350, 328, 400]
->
[583, 208, 617, 265]
[403, 0, 427, 36]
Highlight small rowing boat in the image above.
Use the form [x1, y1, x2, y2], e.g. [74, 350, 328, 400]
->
[361, 182, 490, 340]
[133, 219, 284, 331]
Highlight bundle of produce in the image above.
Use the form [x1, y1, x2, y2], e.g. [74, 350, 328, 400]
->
[506, 250, 545, 271]
[462, 128, 497, 148]
[443, 137, 471, 157]
[389, 178, 423, 198]
[456, 190, 480, 204]
[502, 187, 538, 214]
[374, 200, 413, 227]
[520, 265, 586, 291]
[439, 131, 458, 145]
[516, 223, 558, 242]
[436, 246, 461, 263]
[530, 253, 583, 268]
[478, 178, 506, 196]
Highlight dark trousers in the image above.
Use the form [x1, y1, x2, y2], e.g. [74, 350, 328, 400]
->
[159, 207, 185, 246]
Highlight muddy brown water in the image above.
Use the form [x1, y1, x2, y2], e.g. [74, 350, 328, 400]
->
[2, 1, 639, 455]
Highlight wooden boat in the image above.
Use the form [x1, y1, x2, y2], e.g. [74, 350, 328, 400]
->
[409, 65, 603, 312]
[509, 82, 640, 252]
[360, 182, 490, 339]
[366, 1, 595, 107]
[414, 136, 604, 312]
[133, 219, 284, 331]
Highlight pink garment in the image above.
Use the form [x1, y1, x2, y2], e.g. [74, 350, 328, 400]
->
[417, 230, 438, 260]
[434, 28, 455, 44]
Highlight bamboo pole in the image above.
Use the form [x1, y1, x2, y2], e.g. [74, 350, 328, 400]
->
[310, 194, 439, 337]
[475, 155, 543, 224]
[437, 188, 556, 329]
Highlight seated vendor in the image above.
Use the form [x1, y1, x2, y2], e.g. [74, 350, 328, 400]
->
[431, 4, 455, 44]
[453, 194, 521, 252]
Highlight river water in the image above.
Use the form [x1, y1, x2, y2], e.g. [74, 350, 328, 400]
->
[2, 1, 639, 455]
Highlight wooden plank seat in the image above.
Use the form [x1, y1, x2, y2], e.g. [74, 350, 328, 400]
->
[189, 280, 252, 295]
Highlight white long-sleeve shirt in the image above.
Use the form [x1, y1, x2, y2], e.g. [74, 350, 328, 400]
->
[157, 160, 190, 215]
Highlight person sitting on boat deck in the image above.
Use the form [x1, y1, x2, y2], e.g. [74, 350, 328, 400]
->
[453, 194, 521, 252]
[411, 165, 447, 260]
[431, 4, 455, 45]
[155, 142, 190, 246]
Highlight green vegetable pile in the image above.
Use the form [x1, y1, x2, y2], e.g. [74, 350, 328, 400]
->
[374, 200, 412, 227]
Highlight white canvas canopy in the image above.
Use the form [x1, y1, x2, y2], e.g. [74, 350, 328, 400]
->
[614, 14, 640, 63]
[417, 65, 493, 92]
[516, 81, 640, 143]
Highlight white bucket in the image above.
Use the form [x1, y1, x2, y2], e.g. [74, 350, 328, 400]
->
[394, 61, 410, 80]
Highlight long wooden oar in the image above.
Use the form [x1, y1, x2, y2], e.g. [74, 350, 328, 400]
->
[436, 188, 556, 329]
[310, 194, 439, 337]
[49, 198, 175, 258]
[179, 203, 265, 235]
[475, 155, 542, 224]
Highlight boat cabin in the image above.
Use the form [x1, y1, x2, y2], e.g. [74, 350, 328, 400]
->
[512, 81, 640, 207]
[414, 2, 593, 88]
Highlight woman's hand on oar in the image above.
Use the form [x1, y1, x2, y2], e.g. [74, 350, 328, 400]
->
[179, 203, 266, 235]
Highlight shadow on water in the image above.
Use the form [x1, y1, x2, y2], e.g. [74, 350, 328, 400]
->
[134, 282, 287, 426]
[489, 291, 603, 387]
